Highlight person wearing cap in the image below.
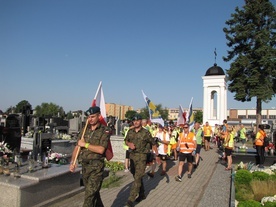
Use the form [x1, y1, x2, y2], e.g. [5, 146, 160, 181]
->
[175, 123, 197, 181]
[124, 114, 160, 207]
[69, 106, 111, 207]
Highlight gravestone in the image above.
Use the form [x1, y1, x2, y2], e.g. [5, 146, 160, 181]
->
[1, 114, 21, 151]
[33, 132, 53, 160]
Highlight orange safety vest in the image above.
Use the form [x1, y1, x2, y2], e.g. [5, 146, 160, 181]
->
[255, 130, 266, 146]
[220, 124, 228, 139]
[179, 132, 195, 153]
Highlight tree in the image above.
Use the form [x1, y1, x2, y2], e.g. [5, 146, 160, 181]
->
[223, 0, 276, 129]
[125, 110, 138, 120]
[194, 110, 203, 124]
[34, 102, 65, 118]
[15, 100, 31, 113]
[66, 111, 74, 120]
[5, 106, 15, 114]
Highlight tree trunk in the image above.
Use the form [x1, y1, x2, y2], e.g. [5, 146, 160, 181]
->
[256, 98, 262, 133]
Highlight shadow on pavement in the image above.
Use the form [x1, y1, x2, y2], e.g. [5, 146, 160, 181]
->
[110, 159, 177, 207]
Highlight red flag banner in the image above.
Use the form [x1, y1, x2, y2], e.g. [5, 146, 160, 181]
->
[92, 81, 113, 161]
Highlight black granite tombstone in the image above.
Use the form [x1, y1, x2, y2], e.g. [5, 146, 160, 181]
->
[33, 132, 53, 161]
[0, 114, 21, 151]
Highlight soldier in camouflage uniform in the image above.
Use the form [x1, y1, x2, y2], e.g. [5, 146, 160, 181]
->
[69, 106, 111, 207]
[124, 114, 160, 207]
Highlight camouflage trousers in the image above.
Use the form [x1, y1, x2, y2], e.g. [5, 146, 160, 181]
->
[128, 153, 147, 202]
[82, 160, 104, 207]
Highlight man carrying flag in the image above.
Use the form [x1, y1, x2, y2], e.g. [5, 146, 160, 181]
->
[69, 82, 113, 207]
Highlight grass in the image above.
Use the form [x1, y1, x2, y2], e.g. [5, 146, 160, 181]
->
[235, 166, 276, 204]
[101, 161, 125, 189]
[251, 180, 276, 201]
[102, 174, 123, 188]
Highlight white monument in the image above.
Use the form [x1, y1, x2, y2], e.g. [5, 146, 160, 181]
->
[202, 63, 227, 127]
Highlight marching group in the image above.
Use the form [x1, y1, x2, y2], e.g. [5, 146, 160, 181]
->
[69, 106, 268, 207]
[121, 116, 236, 207]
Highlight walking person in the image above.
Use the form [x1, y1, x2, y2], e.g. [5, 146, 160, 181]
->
[147, 124, 170, 177]
[192, 122, 204, 168]
[123, 122, 134, 172]
[203, 121, 213, 151]
[255, 124, 267, 168]
[224, 126, 234, 170]
[175, 123, 196, 181]
[213, 124, 220, 147]
[239, 124, 247, 147]
[124, 114, 160, 207]
[69, 106, 111, 207]
[220, 119, 228, 147]
[142, 119, 156, 168]
[170, 126, 179, 160]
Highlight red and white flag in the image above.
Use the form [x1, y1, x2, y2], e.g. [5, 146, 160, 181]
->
[92, 81, 113, 161]
[176, 105, 186, 126]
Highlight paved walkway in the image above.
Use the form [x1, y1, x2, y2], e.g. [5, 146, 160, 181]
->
[42, 145, 232, 207]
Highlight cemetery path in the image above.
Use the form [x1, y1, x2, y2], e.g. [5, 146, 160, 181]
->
[42, 144, 233, 207]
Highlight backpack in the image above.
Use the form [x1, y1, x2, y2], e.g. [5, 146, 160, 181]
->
[263, 136, 269, 147]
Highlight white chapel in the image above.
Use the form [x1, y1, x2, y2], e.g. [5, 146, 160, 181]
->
[202, 63, 227, 127]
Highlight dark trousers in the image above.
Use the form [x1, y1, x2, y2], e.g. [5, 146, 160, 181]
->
[256, 146, 265, 166]
[128, 153, 147, 202]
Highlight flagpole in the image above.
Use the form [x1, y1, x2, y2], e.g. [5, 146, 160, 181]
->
[72, 116, 89, 166]
[189, 97, 193, 108]
[95, 81, 102, 99]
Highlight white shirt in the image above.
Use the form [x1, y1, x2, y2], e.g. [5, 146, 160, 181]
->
[156, 131, 170, 155]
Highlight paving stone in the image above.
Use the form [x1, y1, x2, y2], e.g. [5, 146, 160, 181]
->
[43, 144, 232, 207]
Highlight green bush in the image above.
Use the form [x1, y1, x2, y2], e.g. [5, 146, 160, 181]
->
[237, 200, 261, 207]
[252, 171, 270, 181]
[263, 201, 276, 207]
[235, 169, 253, 185]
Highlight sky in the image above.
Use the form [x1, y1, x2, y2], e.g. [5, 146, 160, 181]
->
[1, 0, 275, 113]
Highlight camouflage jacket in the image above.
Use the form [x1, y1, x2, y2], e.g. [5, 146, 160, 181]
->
[125, 127, 156, 154]
[78, 123, 111, 162]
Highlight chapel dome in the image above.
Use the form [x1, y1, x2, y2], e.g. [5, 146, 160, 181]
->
[205, 63, 225, 76]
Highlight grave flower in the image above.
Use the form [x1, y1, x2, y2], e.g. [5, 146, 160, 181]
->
[49, 152, 63, 163]
[48, 151, 68, 164]
[0, 141, 12, 155]
[62, 134, 72, 140]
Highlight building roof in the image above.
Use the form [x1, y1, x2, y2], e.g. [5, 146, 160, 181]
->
[205, 63, 225, 76]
